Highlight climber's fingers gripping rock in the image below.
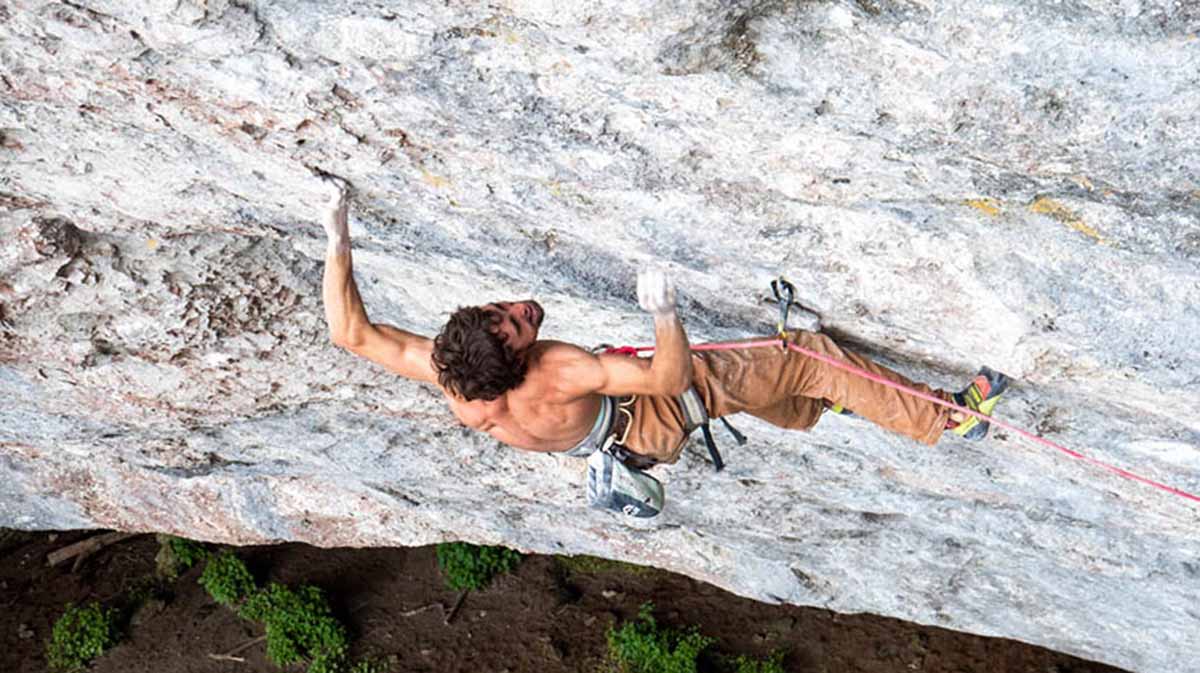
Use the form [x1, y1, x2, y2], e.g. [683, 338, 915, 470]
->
[637, 268, 677, 317]
[320, 173, 352, 244]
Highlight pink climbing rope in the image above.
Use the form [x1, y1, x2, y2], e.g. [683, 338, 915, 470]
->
[610, 338, 1200, 504]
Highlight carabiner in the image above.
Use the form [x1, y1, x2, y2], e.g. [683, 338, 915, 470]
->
[770, 277, 797, 342]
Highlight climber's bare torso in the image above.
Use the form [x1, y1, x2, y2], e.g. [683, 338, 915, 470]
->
[334, 298, 650, 452]
[347, 323, 623, 453]
[444, 341, 605, 452]
[329, 303, 686, 454]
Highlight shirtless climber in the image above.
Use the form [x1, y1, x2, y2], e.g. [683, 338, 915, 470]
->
[319, 178, 1007, 512]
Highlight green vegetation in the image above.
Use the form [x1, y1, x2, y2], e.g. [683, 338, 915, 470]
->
[606, 603, 714, 673]
[42, 539, 390, 673]
[435, 542, 522, 591]
[199, 549, 257, 606]
[45, 602, 121, 672]
[606, 603, 787, 673]
[167, 536, 208, 570]
[240, 583, 349, 673]
[187, 548, 386, 673]
[155, 535, 210, 580]
[43, 536, 780, 673]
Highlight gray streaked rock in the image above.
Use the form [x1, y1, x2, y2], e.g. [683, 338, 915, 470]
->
[2, 1, 1198, 671]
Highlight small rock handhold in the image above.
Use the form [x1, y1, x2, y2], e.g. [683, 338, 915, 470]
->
[30, 217, 84, 259]
[332, 84, 357, 105]
[17, 623, 34, 640]
[0, 128, 27, 151]
[240, 122, 268, 140]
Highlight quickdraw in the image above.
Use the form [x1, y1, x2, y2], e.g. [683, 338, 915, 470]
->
[770, 276, 798, 344]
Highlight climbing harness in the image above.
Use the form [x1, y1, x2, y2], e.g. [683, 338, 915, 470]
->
[592, 342, 744, 471]
[565, 392, 665, 517]
[563, 396, 613, 458]
[677, 386, 747, 472]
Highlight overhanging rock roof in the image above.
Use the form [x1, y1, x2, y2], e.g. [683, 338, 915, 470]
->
[2, 2, 1198, 672]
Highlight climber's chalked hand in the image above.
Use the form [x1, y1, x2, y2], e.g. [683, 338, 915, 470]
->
[318, 172, 352, 243]
[637, 268, 677, 317]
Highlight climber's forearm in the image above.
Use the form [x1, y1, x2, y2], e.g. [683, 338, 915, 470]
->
[639, 269, 691, 396]
[319, 175, 372, 348]
[323, 238, 371, 348]
[648, 312, 693, 396]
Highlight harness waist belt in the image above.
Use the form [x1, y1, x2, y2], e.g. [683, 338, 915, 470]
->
[564, 396, 615, 458]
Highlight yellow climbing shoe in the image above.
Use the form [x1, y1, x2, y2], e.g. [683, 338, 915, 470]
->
[950, 367, 1010, 440]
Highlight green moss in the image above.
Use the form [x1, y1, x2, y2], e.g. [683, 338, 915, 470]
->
[239, 583, 349, 673]
[156, 535, 209, 580]
[198, 550, 257, 606]
[167, 536, 209, 570]
[45, 602, 120, 672]
[606, 603, 715, 673]
[435, 542, 522, 591]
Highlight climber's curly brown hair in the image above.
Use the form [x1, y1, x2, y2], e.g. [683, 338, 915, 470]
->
[431, 306, 528, 401]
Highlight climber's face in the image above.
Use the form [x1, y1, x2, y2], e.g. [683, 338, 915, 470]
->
[484, 300, 544, 353]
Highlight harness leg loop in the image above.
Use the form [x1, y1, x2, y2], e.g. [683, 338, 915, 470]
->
[719, 417, 747, 446]
[700, 423, 726, 472]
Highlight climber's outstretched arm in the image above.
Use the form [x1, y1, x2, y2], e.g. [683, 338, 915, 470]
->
[320, 177, 439, 385]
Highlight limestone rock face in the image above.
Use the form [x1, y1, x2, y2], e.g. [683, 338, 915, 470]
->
[2, 1, 1198, 671]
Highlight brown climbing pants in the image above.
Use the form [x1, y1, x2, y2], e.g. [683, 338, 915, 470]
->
[622, 330, 954, 465]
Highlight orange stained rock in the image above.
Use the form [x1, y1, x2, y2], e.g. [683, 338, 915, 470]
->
[963, 198, 1001, 217]
[1029, 196, 1105, 244]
